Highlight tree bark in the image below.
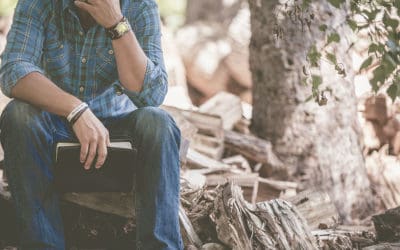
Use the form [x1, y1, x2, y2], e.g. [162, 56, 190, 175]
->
[248, 0, 375, 222]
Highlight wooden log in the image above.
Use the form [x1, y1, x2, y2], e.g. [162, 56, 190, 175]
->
[259, 177, 298, 191]
[365, 147, 400, 210]
[205, 172, 259, 204]
[211, 182, 318, 250]
[200, 243, 227, 250]
[224, 130, 286, 177]
[222, 155, 251, 173]
[199, 92, 243, 130]
[0, 174, 135, 248]
[179, 205, 203, 248]
[164, 106, 225, 160]
[312, 226, 375, 249]
[372, 206, 400, 242]
[362, 243, 400, 250]
[162, 105, 198, 163]
[1, 170, 202, 249]
[186, 148, 230, 171]
[364, 95, 389, 125]
[287, 189, 339, 230]
[233, 117, 251, 135]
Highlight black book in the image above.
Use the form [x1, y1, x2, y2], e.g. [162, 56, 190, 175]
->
[53, 139, 137, 193]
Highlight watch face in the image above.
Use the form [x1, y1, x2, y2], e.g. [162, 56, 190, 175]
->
[116, 22, 129, 35]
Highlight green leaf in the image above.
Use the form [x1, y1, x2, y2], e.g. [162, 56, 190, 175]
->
[326, 53, 337, 64]
[387, 83, 399, 102]
[319, 24, 328, 32]
[368, 43, 379, 54]
[359, 56, 373, 71]
[302, 0, 312, 8]
[327, 33, 341, 44]
[347, 19, 358, 31]
[383, 12, 400, 31]
[370, 66, 386, 91]
[383, 53, 397, 73]
[395, 0, 400, 15]
[365, 9, 380, 22]
[311, 75, 322, 90]
[307, 45, 322, 67]
[305, 95, 314, 102]
[327, 0, 345, 8]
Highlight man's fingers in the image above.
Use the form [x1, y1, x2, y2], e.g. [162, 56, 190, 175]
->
[106, 131, 111, 147]
[80, 143, 89, 163]
[95, 139, 107, 169]
[74, 1, 94, 12]
[84, 142, 97, 170]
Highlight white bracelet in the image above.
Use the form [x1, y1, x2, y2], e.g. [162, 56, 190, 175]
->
[67, 102, 88, 122]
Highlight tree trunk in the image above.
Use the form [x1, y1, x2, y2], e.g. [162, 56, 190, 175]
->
[248, 0, 375, 222]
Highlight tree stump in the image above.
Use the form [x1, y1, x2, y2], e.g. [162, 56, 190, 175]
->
[0, 178, 135, 249]
[211, 182, 318, 249]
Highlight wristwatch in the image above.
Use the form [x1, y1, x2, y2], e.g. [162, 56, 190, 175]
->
[106, 17, 131, 40]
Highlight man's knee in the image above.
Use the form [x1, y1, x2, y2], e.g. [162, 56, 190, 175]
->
[0, 100, 46, 133]
[134, 107, 181, 140]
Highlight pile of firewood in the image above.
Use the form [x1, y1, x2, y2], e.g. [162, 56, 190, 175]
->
[0, 91, 386, 249]
[359, 94, 400, 211]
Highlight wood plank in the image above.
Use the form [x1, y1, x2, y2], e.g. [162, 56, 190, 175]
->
[224, 130, 286, 177]
[186, 148, 230, 171]
[163, 106, 225, 160]
[205, 172, 258, 187]
[199, 92, 243, 130]
[63, 192, 134, 218]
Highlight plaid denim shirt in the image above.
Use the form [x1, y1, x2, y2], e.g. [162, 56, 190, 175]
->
[0, 0, 167, 119]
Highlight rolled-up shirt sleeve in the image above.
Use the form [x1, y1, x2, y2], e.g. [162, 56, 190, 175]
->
[0, 0, 45, 98]
[121, 0, 168, 108]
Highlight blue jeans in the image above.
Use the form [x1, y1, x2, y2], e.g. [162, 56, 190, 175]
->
[0, 100, 183, 250]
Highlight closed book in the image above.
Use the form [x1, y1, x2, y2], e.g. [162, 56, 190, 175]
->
[53, 139, 137, 193]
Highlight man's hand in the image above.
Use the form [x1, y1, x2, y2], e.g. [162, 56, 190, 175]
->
[74, 0, 123, 28]
[72, 109, 111, 170]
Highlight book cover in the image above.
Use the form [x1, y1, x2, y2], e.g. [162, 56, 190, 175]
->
[53, 139, 137, 193]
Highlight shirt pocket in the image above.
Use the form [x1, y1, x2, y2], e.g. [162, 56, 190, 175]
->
[42, 40, 70, 80]
[95, 47, 118, 85]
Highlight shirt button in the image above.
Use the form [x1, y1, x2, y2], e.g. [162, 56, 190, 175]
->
[81, 57, 87, 64]
[108, 49, 114, 55]
[79, 31, 84, 36]
[79, 86, 85, 93]
[59, 44, 64, 49]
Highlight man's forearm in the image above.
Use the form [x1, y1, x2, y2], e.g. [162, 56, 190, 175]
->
[11, 72, 82, 117]
[112, 30, 147, 93]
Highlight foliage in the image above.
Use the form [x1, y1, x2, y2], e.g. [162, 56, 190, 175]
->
[0, 0, 17, 16]
[277, 0, 400, 103]
[156, 0, 187, 30]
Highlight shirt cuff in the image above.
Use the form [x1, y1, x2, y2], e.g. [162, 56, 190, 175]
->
[114, 58, 157, 108]
[0, 61, 44, 97]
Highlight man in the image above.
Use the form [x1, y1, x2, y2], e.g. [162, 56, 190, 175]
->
[0, 0, 183, 249]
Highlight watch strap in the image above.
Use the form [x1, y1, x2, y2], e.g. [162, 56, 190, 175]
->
[105, 17, 131, 40]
